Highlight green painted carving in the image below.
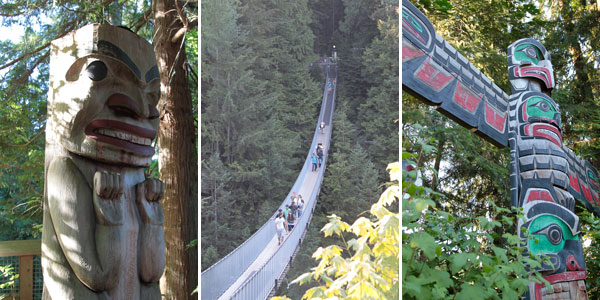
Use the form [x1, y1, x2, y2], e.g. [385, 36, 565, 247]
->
[526, 96, 561, 126]
[514, 43, 543, 65]
[528, 215, 577, 255]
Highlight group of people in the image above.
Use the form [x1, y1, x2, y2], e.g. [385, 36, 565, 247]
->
[327, 78, 335, 93]
[311, 143, 325, 172]
[274, 192, 305, 245]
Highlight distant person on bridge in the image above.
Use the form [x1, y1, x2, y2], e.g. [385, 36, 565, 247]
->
[297, 195, 304, 217]
[287, 205, 296, 231]
[283, 204, 291, 220]
[290, 201, 298, 221]
[275, 209, 287, 245]
[320, 121, 325, 134]
[311, 153, 318, 171]
[316, 144, 324, 167]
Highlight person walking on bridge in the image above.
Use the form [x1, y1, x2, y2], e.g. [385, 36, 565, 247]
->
[311, 153, 318, 172]
[275, 209, 287, 245]
[297, 195, 304, 217]
[316, 145, 324, 167]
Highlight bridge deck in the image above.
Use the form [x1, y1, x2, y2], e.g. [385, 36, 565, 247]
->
[217, 132, 328, 300]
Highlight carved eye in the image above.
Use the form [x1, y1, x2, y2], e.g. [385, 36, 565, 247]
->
[524, 46, 538, 59]
[86, 61, 108, 81]
[534, 101, 551, 112]
[534, 224, 563, 245]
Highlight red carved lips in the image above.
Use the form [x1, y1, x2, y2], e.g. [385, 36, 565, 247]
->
[85, 119, 156, 156]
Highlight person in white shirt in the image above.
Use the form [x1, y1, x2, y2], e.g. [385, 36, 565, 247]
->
[274, 209, 287, 245]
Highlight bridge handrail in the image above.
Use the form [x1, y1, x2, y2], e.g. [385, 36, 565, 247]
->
[229, 66, 337, 300]
[201, 64, 337, 300]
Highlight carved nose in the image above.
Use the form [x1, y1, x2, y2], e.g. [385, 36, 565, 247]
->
[566, 254, 583, 271]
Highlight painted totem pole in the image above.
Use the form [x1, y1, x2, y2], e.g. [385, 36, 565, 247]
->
[507, 39, 587, 299]
[403, 0, 600, 298]
[42, 24, 165, 300]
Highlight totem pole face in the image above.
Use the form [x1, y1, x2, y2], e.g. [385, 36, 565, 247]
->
[521, 202, 584, 273]
[508, 38, 555, 95]
[518, 93, 562, 147]
[48, 24, 160, 167]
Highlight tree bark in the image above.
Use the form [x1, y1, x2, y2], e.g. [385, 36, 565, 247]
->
[153, 0, 198, 299]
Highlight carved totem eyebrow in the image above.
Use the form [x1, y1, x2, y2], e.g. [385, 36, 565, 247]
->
[96, 40, 141, 79]
[145, 65, 160, 83]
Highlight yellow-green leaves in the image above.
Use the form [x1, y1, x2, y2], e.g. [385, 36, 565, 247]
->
[321, 215, 350, 237]
[274, 162, 400, 300]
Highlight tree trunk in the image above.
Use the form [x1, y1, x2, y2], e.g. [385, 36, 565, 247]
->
[153, 0, 198, 299]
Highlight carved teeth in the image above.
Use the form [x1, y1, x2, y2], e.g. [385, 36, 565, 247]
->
[97, 129, 152, 146]
[539, 280, 586, 299]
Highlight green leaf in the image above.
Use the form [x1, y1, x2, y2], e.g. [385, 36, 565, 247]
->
[450, 253, 474, 274]
[456, 283, 488, 300]
[409, 232, 437, 259]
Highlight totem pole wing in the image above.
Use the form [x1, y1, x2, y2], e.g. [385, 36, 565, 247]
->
[402, 0, 509, 147]
[563, 147, 600, 216]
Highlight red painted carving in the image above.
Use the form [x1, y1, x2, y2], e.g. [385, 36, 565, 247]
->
[402, 43, 425, 62]
[515, 66, 554, 89]
[526, 123, 563, 147]
[484, 102, 506, 133]
[580, 179, 593, 203]
[453, 82, 482, 113]
[525, 189, 554, 203]
[569, 173, 581, 193]
[415, 57, 454, 92]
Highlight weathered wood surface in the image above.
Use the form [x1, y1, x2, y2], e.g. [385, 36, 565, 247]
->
[42, 24, 165, 300]
[0, 240, 41, 257]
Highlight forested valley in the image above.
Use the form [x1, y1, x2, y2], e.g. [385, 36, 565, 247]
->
[403, 0, 600, 298]
[201, 0, 398, 298]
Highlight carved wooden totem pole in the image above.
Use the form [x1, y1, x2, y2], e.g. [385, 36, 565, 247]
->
[42, 24, 165, 300]
[403, 0, 600, 298]
[508, 39, 588, 299]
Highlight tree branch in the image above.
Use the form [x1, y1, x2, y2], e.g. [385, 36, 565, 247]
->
[0, 20, 78, 71]
[9, 126, 45, 148]
[133, 6, 153, 33]
[0, 41, 52, 71]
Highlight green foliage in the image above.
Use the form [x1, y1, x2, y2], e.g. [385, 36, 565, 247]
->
[401, 149, 550, 299]
[579, 208, 600, 299]
[273, 162, 399, 300]
[0, 264, 17, 290]
[201, 0, 321, 266]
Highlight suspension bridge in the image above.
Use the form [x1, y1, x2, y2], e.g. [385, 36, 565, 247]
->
[201, 61, 338, 300]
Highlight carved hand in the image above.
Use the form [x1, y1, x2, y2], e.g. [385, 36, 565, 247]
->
[136, 179, 165, 225]
[93, 171, 124, 226]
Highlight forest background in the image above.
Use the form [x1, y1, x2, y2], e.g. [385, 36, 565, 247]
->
[403, 0, 600, 298]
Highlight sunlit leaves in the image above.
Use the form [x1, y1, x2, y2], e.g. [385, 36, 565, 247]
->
[321, 215, 351, 237]
[276, 162, 400, 300]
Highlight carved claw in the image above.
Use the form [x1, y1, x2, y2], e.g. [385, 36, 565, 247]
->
[93, 171, 124, 226]
[136, 179, 165, 225]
